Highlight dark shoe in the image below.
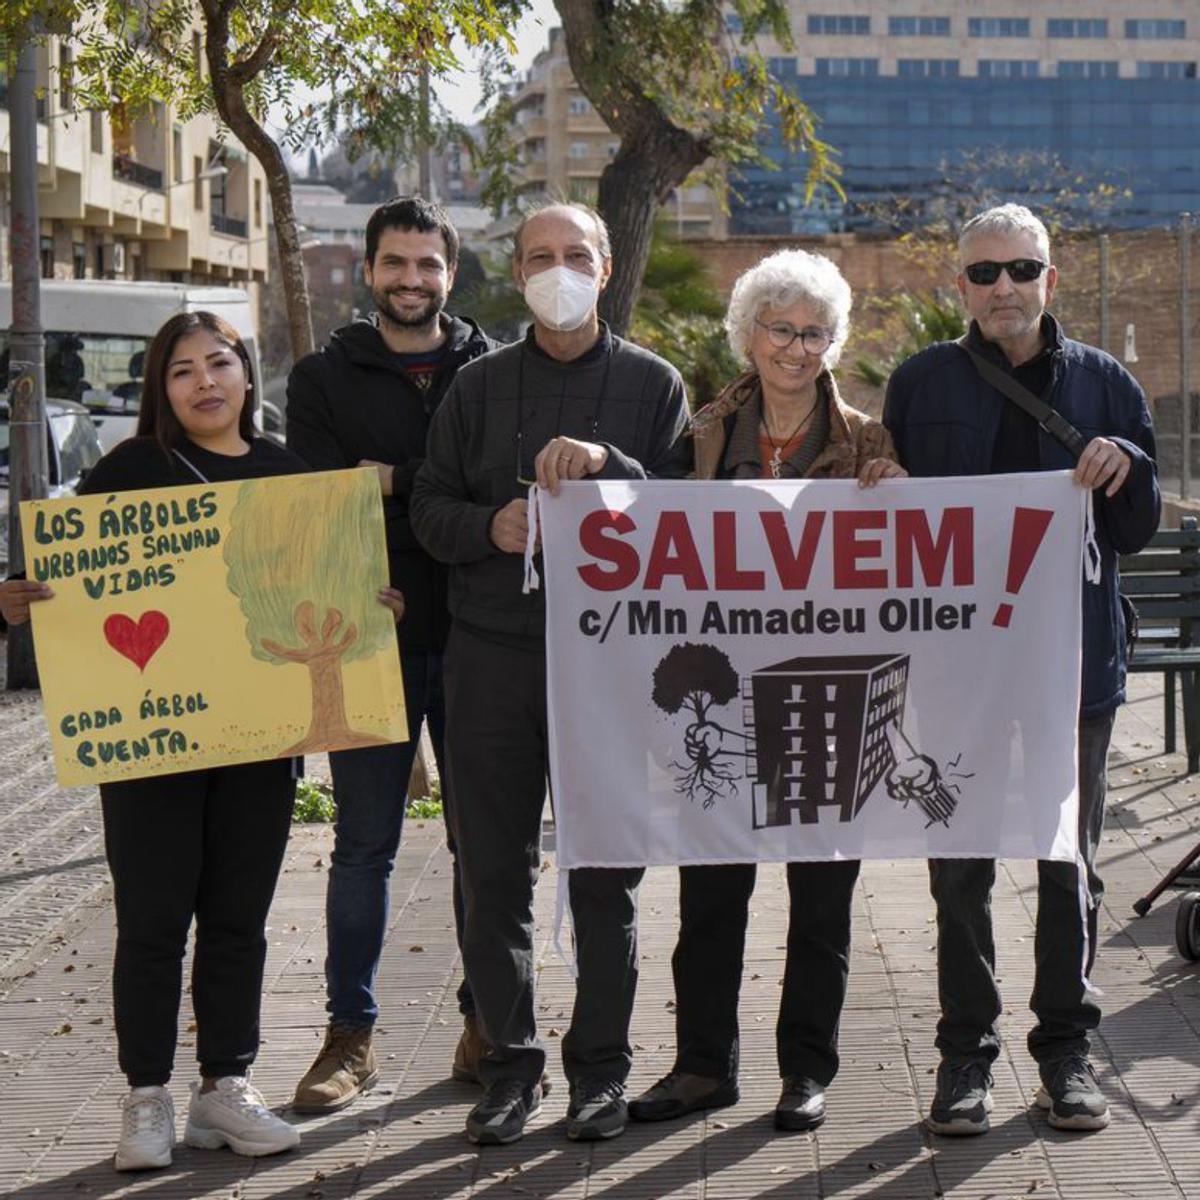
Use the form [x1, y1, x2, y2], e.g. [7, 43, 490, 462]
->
[466, 1078, 542, 1145]
[452, 1015, 486, 1083]
[292, 1023, 378, 1114]
[774, 1076, 826, 1132]
[1036, 1055, 1110, 1131]
[926, 1059, 993, 1136]
[628, 1070, 739, 1122]
[566, 1077, 627, 1141]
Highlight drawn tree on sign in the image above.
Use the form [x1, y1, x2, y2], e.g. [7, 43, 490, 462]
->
[652, 642, 745, 808]
[225, 471, 391, 755]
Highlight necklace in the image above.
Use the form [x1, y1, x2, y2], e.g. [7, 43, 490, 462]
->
[761, 396, 820, 478]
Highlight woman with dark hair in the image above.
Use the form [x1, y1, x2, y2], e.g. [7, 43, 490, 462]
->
[628, 249, 905, 1135]
[1, 311, 404, 1172]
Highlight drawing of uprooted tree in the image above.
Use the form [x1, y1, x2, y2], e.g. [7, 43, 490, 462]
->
[652, 642, 747, 808]
[225, 470, 393, 755]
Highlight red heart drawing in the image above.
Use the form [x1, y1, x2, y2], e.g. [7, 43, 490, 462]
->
[103, 611, 170, 672]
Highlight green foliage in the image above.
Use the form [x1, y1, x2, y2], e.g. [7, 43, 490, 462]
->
[293, 777, 336, 823]
[630, 227, 740, 409]
[406, 780, 443, 819]
[224, 471, 391, 665]
[6, 0, 525, 163]
[559, 0, 840, 204]
[850, 291, 966, 389]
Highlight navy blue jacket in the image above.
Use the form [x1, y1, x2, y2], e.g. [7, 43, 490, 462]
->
[884, 315, 1161, 718]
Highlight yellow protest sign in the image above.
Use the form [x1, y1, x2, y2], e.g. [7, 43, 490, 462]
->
[21, 468, 408, 786]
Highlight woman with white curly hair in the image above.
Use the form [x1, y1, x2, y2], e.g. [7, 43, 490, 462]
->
[628, 248, 904, 1134]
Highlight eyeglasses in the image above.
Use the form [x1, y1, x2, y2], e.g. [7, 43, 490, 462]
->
[964, 258, 1047, 285]
[754, 319, 834, 355]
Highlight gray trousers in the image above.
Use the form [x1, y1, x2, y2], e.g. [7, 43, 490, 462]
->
[443, 622, 643, 1088]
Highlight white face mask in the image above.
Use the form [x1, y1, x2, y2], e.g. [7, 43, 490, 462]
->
[522, 265, 600, 332]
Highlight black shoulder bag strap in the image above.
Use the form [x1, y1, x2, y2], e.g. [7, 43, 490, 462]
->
[955, 335, 1088, 460]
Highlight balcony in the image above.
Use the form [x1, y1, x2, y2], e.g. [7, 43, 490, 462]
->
[112, 153, 163, 190]
[211, 213, 248, 237]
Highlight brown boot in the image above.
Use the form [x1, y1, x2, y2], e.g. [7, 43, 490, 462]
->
[452, 1015, 486, 1083]
[451, 1015, 553, 1095]
[292, 1023, 378, 1114]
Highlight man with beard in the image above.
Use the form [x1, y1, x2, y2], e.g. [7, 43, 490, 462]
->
[286, 196, 496, 1113]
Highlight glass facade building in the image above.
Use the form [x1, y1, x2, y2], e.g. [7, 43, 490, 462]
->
[730, 73, 1200, 234]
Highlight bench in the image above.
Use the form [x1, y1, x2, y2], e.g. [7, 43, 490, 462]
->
[1120, 516, 1200, 774]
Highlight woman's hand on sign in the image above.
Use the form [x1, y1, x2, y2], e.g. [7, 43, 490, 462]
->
[857, 458, 908, 488]
[0, 580, 54, 626]
[360, 459, 395, 497]
[377, 587, 405, 624]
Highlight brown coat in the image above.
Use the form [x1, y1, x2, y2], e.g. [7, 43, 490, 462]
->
[690, 369, 897, 481]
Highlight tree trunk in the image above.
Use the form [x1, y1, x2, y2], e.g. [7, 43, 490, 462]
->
[283, 653, 386, 756]
[200, 4, 315, 361]
[555, 0, 710, 336]
[596, 138, 705, 335]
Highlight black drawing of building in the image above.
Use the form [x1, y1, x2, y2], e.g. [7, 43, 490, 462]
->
[746, 653, 910, 828]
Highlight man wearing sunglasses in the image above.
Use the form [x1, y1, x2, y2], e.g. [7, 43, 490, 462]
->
[411, 203, 689, 1146]
[880, 204, 1160, 1137]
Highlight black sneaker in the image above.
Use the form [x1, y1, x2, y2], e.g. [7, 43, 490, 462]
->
[926, 1060, 993, 1136]
[628, 1070, 739, 1122]
[466, 1078, 542, 1145]
[774, 1076, 826, 1132]
[1035, 1055, 1110, 1131]
[566, 1077, 627, 1141]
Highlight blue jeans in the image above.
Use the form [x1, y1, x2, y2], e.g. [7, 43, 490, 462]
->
[325, 647, 472, 1026]
[929, 710, 1115, 1067]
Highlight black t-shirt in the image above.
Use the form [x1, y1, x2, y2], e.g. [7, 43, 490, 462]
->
[79, 436, 308, 495]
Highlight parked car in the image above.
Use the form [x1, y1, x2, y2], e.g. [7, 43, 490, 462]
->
[0, 281, 269, 453]
[0, 399, 104, 577]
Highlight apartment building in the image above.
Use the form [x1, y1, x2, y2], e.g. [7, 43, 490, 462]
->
[0, 31, 269, 290]
[507, 26, 724, 238]
[734, 1, 1200, 233]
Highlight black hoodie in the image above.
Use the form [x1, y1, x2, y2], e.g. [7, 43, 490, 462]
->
[286, 313, 497, 652]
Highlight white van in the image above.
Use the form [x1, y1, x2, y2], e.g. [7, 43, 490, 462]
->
[0, 281, 276, 452]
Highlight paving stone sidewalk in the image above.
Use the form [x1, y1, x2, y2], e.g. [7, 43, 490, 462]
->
[3, 669, 1200, 1199]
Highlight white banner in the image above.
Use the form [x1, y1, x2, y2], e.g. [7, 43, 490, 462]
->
[541, 473, 1086, 869]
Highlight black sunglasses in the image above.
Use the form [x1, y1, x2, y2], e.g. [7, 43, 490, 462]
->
[964, 258, 1047, 285]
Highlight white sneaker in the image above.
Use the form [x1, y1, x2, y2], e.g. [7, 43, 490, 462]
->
[184, 1076, 300, 1157]
[115, 1085, 175, 1171]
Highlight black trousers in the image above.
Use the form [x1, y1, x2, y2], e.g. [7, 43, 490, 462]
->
[672, 859, 860, 1086]
[444, 623, 642, 1088]
[929, 710, 1115, 1067]
[101, 759, 295, 1087]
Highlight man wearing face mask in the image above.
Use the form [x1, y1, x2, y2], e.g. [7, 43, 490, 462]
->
[411, 203, 689, 1146]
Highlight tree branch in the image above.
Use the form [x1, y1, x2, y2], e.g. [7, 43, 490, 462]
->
[230, 22, 282, 84]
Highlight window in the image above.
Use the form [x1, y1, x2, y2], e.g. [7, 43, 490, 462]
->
[172, 128, 183, 182]
[90, 110, 103, 153]
[968, 17, 1030, 37]
[897, 58, 960, 77]
[73, 242, 86, 279]
[1138, 60, 1197, 78]
[193, 30, 203, 74]
[768, 56, 797, 78]
[1056, 60, 1118, 78]
[815, 57, 878, 77]
[977, 59, 1039, 78]
[40, 236, 55, 279]
[1126, 19, 1186, 39]
[569, 141, 590, 158]
[59, 45, 73, 110]
[254, 179, 263, 228]
[889, 16, 951, 36]
[568, 96, 589, 115]
[1047, 18, 1107, 38]
[193, 156, 204, 209]
[808, 15, 870, 35]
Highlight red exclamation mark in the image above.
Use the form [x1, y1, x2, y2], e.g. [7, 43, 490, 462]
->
[993, 507, 1055, 628]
